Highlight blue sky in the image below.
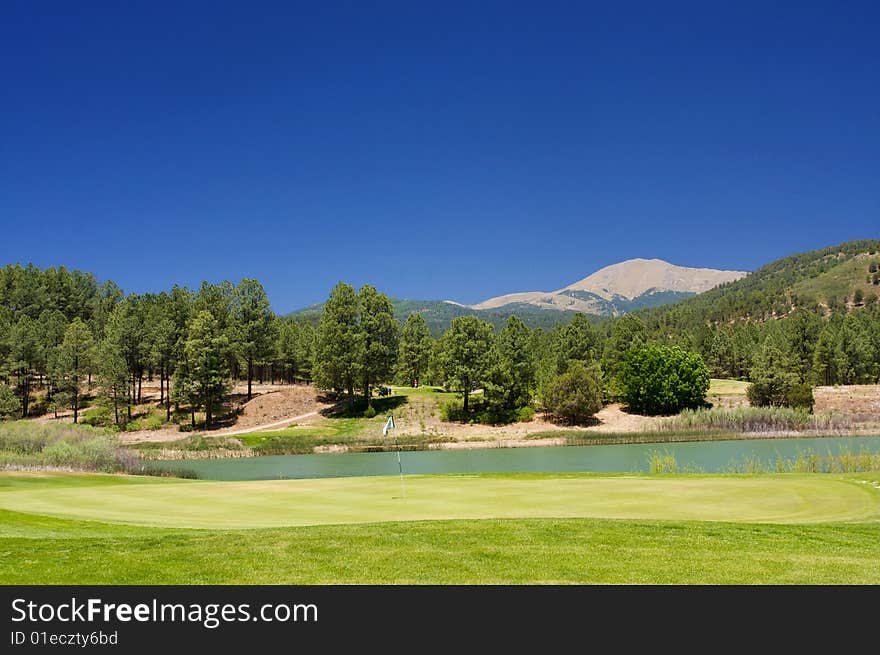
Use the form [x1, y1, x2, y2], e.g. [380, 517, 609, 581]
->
[1, 1, 878, 312]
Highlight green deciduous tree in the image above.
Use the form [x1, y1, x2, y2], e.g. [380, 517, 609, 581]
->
[619, 344, 710, 415]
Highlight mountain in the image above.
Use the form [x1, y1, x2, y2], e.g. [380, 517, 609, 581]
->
[470, 259, 748, 316]
[290, 258, 749, 334]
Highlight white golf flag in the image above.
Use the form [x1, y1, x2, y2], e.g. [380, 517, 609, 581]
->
[382, 415, 395, 436]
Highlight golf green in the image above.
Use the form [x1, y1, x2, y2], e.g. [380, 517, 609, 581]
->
[1, 471, 878, 529]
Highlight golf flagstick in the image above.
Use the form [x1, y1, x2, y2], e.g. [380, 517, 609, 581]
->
[383, 414, 404, 498]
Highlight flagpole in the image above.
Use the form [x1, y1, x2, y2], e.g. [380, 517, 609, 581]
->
[395, 436, 405, 499]
[384, 415, 405, 499]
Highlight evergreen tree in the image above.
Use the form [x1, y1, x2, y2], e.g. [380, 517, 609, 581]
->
[436, 316, 494, 414]
[7, 316, 41, 417]
[398, 313, 432, 387]
[234, 279, 276, 400]
[54, 318, 94, 423]
[315, 283, 363, 405]
[96, 337, 130, 426]
[494, 316, 535, 409]
[358, 285, 399, 408]
[183, 311, 231, 427]
[542, 360, 603, 425]
[0, 383, 18, 419]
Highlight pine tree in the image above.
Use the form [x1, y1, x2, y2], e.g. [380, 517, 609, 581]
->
[183, 311, 231, 427]
[437, 316, 494, 414]
[495, 316, 535, 409]
[234, 279, 276, 400]
[54, 318, 94, 423]
[357, 285, 399, 408]
[398, 313, 432, 388]
[315, 283, 363, 406]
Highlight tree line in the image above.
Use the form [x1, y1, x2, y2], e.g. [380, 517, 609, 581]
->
[0, 265, 314, 426]
[3, 261, 880, 428]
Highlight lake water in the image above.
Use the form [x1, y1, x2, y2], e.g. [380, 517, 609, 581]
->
[155, 435, 880, 480]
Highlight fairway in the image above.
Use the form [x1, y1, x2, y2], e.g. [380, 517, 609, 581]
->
[1, 471, 878, 529]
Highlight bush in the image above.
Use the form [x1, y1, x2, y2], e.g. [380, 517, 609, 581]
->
[1, 422, 131, 473]
[440, 398, 534, 425]
[747, 380, 814, 410]
[619, 345, 709, 415]
[0, 383, 19, 419]
[541, 360, 603, 425]
[81, 405, 113, 427]
[363, 405, 377, 418]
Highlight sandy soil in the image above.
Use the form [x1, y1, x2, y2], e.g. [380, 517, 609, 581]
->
[118, 385, 330, 444]
[231, 385, 329, 429]
[814, 385, 880, 423]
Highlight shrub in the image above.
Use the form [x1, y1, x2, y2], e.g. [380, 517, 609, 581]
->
[81, 405, 113, 427]
[619, 345, 710, 415]
[363, 405, 377, 418]
[0, 421, 194, 477]
[440, 398, 534, 425]
[747, 380, 814, 410]
[0, 384, 19, 419]
[542, 360, 603, 425]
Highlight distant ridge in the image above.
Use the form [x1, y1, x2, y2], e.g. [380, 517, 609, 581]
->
[470, 258, 748, 316]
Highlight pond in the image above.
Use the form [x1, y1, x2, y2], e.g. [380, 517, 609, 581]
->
[155, 435, 880, 480]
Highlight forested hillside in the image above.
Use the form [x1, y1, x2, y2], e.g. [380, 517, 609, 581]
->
[626, 240, 880, 384]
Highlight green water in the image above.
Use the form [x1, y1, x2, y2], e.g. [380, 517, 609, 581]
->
[155, 435, 880, 480]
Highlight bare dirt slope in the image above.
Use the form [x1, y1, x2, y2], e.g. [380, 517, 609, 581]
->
[815, 385, 880, 424]
[232, 386, 329, 430]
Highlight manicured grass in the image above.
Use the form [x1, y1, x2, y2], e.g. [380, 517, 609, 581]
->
[1, 510, 880, 584]
[1, 472, 878, 528]
[709, 378, 750, 395]
[2, 471, 878, 584]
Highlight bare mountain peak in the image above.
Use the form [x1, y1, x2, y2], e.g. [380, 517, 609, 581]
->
[470, 258, 748, 315]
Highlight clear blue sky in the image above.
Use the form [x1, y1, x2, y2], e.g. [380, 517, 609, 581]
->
[2, 1, 878, 312]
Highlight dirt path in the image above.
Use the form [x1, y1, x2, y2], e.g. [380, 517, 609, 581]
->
[217, 410, 321, 436]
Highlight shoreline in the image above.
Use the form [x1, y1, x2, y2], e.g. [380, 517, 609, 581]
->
[134, 427, 880, 461]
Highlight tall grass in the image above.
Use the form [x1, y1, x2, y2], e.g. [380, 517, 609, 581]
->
[648, 451, 679, 474]
[647, 448, 880, 474]
[665, 406, 852, 433]
[0, 421, 196, 477]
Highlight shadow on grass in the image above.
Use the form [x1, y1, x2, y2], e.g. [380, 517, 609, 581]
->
[320, 394, 409, 418]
